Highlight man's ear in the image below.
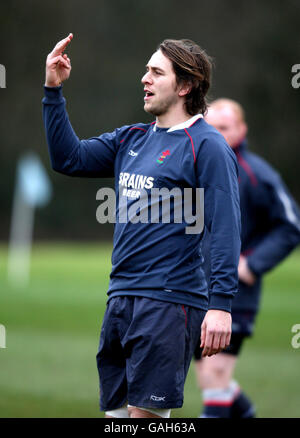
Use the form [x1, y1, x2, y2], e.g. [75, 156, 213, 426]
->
[178, 82, 192, 97]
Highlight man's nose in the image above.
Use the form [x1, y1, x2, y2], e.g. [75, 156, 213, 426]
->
[141, 71, 152, 85]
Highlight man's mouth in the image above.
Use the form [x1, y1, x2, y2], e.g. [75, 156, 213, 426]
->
[144, 90, 154, 101]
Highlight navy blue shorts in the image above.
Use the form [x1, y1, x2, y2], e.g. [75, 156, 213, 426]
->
[96, 296, 206, 411]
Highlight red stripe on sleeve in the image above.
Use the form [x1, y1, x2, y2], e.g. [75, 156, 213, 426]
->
[184, 128, 196, 164]
[236, 151, 258, 186]
[129, 127, 147, 132]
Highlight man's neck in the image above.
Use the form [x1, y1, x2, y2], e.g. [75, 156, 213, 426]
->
[156, 109, 191, 129]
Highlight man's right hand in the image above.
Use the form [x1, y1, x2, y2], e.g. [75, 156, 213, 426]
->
[45, 33, 73, 87]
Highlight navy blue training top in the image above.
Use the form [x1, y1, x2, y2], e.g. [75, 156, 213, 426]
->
[42, 85, 241, 312]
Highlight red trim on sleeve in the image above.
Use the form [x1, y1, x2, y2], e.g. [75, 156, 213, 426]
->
[236, 151, 258, 186]
[184, 128, 196, 164]
[241, 248, 254, 257]
[129, 127, 147, 132]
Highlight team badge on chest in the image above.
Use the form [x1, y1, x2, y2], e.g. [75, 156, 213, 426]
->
[156, 149, 171, 165]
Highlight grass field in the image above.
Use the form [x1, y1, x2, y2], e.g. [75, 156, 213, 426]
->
[1, 243, 300, 418]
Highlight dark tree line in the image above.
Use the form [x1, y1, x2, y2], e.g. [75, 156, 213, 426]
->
[1, 0, 299, 240]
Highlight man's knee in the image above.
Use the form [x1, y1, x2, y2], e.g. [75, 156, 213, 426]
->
[128, 405, 171, 418]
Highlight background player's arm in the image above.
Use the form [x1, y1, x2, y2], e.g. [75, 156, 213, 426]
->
[246, 176, 300, 277]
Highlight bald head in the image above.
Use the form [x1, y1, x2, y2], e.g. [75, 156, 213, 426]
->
[205, 98, 247, 148]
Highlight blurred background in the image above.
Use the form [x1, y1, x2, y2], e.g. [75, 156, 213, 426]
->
[0, 0, 300, 418]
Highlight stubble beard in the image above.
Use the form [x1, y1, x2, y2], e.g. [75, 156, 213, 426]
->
[144, 93, 178, 117]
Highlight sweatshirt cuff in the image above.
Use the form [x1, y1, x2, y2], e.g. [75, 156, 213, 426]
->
[208, 293, 233, 313]
[43, 85, 65, 103]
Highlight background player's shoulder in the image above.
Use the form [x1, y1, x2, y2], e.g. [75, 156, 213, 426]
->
[246, 150, 281, 185]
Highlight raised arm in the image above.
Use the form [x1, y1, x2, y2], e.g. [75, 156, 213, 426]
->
[42, 34, 120, 177]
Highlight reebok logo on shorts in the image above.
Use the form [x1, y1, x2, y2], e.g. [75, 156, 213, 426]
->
[150, 395, 166, 402]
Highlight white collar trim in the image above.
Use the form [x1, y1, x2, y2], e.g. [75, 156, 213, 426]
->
[153, 114, 203, 133]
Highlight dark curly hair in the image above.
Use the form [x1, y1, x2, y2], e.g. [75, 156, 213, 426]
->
[158, 39, 212, 116]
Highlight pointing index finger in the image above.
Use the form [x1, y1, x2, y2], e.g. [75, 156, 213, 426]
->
[52, 33, 73, 56]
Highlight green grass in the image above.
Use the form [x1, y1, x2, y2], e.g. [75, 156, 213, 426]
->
[1, 243, 300, 417]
